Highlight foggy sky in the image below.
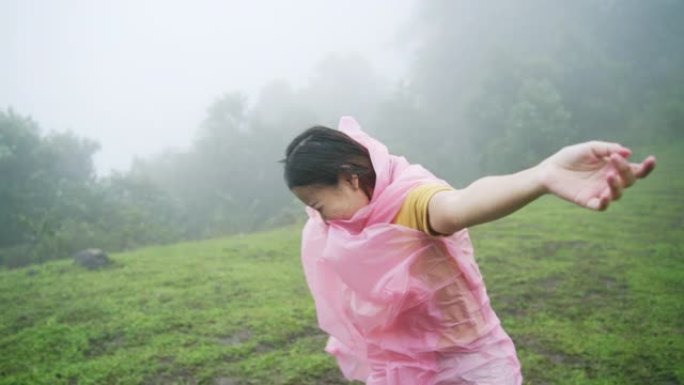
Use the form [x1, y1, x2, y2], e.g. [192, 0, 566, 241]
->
[1, 0, 415, 174]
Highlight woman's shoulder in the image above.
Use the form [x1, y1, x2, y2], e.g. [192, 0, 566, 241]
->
[394, 183, 454, 235]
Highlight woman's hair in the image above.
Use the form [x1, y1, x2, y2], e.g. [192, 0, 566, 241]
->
[283, 125, 376, 198]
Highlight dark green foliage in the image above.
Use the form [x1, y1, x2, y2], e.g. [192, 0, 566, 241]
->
[0, 109, 100, 266]
[373, 0, 684, 182]
[0, 110, 185, 267]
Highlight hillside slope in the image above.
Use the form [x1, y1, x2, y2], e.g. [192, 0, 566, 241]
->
[1, 144, 682, 385]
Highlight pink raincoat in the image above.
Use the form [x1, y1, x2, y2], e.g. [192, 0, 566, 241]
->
[301, 117, 522, 384]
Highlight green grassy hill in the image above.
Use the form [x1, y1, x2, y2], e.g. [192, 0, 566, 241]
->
[2, 144, 682, 385]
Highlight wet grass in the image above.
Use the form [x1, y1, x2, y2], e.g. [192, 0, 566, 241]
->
[1, 143, 682, 385]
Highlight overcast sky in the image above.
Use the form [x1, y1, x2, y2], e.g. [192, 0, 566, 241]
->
[1, 0, 415, 174]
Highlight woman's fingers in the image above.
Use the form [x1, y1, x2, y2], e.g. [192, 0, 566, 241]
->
[589, 141, 632, 159]
[607, 173, 623, 201]
[577, 146, 656, 213]
[635, 156, 657, 179]
[587, 195, 610, 211]
[598, 155, 656, 211]
[610, 153, 635, 188]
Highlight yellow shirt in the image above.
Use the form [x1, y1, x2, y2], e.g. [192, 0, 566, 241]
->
[393, 184, 453, 235]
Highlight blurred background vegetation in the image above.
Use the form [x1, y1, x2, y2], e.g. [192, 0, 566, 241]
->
[2, 0, 683, 267]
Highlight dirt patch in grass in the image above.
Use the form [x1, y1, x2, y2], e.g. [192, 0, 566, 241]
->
[569, 262, 630, 311]
[517, 335, 588, 367]
[286, 325, 322, 343]
[539, 274, 564, 291]
[582, 275, 629, 298]
[213, 376, 241, 385]
[145, 357, 198, 385]
[492, 274, 566, 317]
[144, 368, 197, 385]
[244, 250, 281, 261]
[671, 216, 684, 229]
[249, 325, 323, 354]
[85, 331, 126, 357]
[217, 330, 253, 346]
[536, 240, 592, 258]
[6, 313, 36, 334]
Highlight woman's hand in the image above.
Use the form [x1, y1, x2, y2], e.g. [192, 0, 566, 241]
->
[538, 141, 656, 211]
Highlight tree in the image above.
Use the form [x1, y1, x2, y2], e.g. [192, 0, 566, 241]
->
[0, 109, 100, 265]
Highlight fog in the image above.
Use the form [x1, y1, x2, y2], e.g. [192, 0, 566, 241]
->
[1, 0, 415, 173]
[2, 0, 682, 266]
[2, 5, 682, 385]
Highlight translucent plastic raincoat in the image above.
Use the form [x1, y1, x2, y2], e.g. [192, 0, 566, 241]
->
[300, 117, 522, 385]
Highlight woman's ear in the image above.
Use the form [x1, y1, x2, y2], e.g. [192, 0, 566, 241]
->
[340, 173, 361, 190]
[350, 174, 361, 190]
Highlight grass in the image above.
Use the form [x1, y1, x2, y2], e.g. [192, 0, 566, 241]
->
[1, 143, 682, 385]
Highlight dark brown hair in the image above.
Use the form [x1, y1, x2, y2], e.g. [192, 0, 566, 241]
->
[282, 126, 376, 198]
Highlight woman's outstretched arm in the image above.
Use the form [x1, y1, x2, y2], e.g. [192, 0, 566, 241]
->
[428, 141, 657, 235]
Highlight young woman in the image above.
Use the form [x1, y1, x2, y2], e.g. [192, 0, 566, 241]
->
[282, 117, 656, 385]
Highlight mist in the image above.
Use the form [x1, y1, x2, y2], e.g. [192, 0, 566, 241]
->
[1, 0, 414, 173]
[2, 0, 682, 266]
[2, 2, 683, 383]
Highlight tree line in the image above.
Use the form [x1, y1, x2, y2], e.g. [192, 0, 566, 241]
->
[2, 0, 682, 267]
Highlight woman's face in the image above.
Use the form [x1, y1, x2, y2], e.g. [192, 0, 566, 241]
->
[291, 174, 370, 222]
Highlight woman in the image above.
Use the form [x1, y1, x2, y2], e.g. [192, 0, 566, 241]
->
[282, 117, 655, 384]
